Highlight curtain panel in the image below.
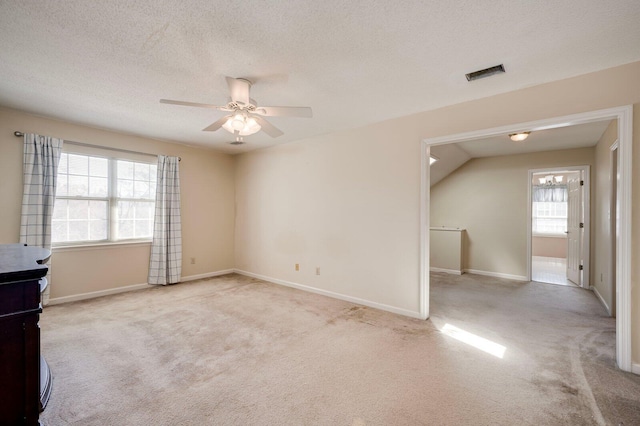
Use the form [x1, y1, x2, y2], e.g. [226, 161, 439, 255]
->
[532, 185, 567, 203]
[19, 133, 64, 304]
[148, 156, 182, 285]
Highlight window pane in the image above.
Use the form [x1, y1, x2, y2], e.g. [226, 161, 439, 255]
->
[68, 220, 89, 241]
[52, 221, 68, 243]
[52, 200, 67, 220]
[56, 175, 68, 196]
[89, 177, 108, 197]
[89, 220, 108, 240]
[68, 200, 89, 219]
[117, 201, 135, 219]
[118, 180, 134, 198]
[58, 153, 68, 174]
[89, 200, 108, 220]
[89, 157, 108, 177]
[68, 154, 89, 175]
[134, 181, 150, 198]
[117, 160, 134, 180]
[135, 220, 152, 238]
[117, 220, 134, 239]
[134, 163, 150, 181]
[136, 202, 154, 219]
[68, 175, 89, 196]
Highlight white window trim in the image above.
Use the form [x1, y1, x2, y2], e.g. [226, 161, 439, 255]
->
[52, 148, 156, 247]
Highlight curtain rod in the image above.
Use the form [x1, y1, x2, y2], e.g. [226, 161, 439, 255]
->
[14, 131, 181, 161]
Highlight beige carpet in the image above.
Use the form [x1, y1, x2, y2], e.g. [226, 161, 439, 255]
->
[39, 273, 640, 425]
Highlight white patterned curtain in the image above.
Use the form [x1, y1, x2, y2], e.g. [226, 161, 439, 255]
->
[19, 133, 64, 304]
[148, 156, 182, 285]
[533, 185, 567, 202]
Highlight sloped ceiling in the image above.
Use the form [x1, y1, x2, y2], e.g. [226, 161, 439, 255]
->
[0, 1, 639, 153]
[430, 120, 611, 186]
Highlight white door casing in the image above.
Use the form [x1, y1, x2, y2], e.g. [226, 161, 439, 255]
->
[567, 174, 582, 286]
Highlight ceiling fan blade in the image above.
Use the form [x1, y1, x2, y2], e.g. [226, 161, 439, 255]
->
[202, 115, 231, 132]
[252, 115, 284, 138]
[160, 99, 228, 110]
[226, 77, 251, 106]
[254, 106, 313, 118]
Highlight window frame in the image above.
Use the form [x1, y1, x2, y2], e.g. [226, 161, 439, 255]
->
[531, 200, 568, 237]
[52, 148, 157, 247]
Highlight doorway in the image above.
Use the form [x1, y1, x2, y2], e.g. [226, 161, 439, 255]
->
[530, 169, 584, 286]
[421, 105, 634, 372]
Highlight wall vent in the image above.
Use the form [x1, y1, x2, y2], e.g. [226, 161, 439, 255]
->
[465, 64, 505, 82]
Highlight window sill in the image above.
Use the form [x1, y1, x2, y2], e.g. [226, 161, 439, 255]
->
[52, 240, 152, 252]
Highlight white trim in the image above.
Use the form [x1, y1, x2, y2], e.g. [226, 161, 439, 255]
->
[421, 105, 632, 372]
[181, 269, 235, 282]
[527, 165, 591, 289]
[430, 267, 463, 275]
[47, 282, 150, 305]
[46, 269, 235, 305]
[591, 286, 611, 315]
[463, 269, 528, 281]
[632, 364, 640, 376]
[420, 142, 430, 319]
[616, 106, 633, 372]
[234, 269, 424, 319]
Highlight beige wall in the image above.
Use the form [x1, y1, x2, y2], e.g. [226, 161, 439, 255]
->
[593, 120, 619, 314]
[532, 236, 567, 258]
[235, 60, 640, 364]
[430, 148, 594, 278]
[0, 107, 235, 300]
[2, 61, 640, 365]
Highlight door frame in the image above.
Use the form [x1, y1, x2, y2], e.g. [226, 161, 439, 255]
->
[526, 166, 590, 288]
[420, 105, 633, 372]
[610, 140, 619, 317]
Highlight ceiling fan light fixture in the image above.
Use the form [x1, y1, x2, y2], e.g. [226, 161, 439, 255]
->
[509, 131, 530, 142]
[222, 113, 262, 136]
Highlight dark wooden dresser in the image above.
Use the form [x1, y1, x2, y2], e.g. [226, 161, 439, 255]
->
[0, 244, 52, 425]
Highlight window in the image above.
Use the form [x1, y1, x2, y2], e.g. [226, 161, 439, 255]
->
[532, 201, 567, 235]
[52, 152, 157, 245]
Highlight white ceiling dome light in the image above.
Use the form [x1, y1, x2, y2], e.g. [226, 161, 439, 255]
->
[509, 132, 531, 142]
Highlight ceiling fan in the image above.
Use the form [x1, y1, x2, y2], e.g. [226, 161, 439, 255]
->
[160, 77, 312, 138]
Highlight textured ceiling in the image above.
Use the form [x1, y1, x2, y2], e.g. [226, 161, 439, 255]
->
[1, 1, 639, 153]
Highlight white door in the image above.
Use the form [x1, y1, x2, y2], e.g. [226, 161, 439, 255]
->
[567, 175, 582, 285]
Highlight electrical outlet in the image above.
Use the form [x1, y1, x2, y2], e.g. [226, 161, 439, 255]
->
[295, 263, 300, 271]
[190, 257, 196, 265]
[316, 267, 320, 275]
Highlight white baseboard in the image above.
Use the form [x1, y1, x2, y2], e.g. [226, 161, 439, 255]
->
[181, 269, 235, 282]
[48, 282, 150, 305]
[591, 286, 611, 315]
[430, 267, 463, 275]
[464, 269, 528, 282]
[234, 269, 425, 320]
[47, 269, 235, 306]
[632, 363, 640, 376]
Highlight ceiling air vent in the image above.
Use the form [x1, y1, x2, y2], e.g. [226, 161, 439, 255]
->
[465, 64, 505, 82]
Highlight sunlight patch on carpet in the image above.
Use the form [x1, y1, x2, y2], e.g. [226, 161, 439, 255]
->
[441, 323, 506, 359]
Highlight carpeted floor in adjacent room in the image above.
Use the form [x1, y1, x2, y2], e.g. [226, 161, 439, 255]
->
[39, 272, 640, 425]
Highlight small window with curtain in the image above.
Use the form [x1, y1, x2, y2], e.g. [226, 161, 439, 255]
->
[52, 146, 157, 245]
[531, 175, 568, 236]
